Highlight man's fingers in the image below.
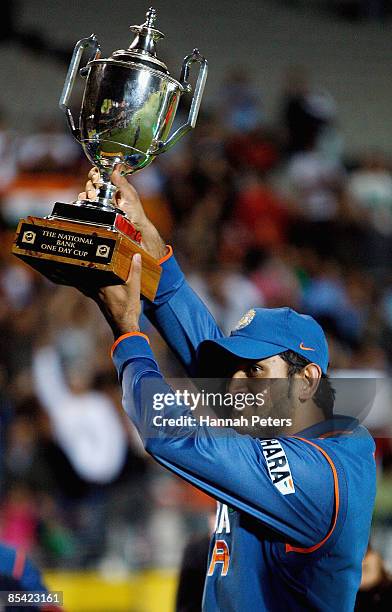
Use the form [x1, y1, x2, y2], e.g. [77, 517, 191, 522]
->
[111, 165, 130, 190]
[114, 191, 128, 213]
[85, 179, 97, 200]
[88, 166, 100, 182]
[128, 253, 142, 285]
[78, 190, 96, 201]
[126, 253, 142, 303]
[79, 174, 99, 202]
[87, 168, 101, 194]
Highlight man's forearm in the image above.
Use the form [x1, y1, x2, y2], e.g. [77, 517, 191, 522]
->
[144, 251, 224, 375]
[139, 218, 167, 260]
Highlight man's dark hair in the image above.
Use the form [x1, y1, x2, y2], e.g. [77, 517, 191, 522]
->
[280, 350, 335, 419]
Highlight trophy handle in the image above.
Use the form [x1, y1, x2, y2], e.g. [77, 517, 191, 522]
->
[152, 49, 208, 154]
[59, 34, 100, 142]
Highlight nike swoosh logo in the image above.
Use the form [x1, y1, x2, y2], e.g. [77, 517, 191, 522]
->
[299, 342, 315, 351]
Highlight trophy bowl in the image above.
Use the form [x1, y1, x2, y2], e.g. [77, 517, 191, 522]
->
[80, 60, 182, 175]
[59, 7, 207, 205]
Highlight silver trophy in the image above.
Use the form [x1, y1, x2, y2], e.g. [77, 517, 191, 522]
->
[60, 6, 208, 207]
[12, 7, 207, 300]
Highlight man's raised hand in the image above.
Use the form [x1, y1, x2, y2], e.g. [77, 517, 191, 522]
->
[78, 165, 167, 260]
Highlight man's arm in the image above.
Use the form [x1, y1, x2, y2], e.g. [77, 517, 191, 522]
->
[109, 167, 225, 375]
[144, 250, 224, 375]
[113, 332, 340, 550]
[80, 167, 224, 375]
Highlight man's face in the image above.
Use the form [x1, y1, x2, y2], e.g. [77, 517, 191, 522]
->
[225, 355, 295, 437]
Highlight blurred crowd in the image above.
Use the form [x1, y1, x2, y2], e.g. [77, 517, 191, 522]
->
[0, 65, 392, 575]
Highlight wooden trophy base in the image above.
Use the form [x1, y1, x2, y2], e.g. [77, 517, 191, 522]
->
[11, 202, 162, 302]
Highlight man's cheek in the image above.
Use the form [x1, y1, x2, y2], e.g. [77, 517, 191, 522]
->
[237, 404, 254, 420]
[270, 380, 288, 401]
[263, 383, 286, 416]
[271, 382, 292, 417]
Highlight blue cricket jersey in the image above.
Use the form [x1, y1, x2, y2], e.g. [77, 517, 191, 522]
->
[112, 249, 376, 612]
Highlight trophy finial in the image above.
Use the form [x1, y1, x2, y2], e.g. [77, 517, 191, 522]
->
[145, 7, 157, 28]
[128, 7, 164, 57]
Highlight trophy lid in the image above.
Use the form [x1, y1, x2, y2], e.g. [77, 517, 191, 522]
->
[111, 8, 169, 73]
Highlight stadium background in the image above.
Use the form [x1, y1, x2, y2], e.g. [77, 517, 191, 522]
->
[1, 0, 392, 610]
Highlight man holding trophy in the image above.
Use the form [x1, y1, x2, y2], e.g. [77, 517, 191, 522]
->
[78, 164, 375, 611]
[13, 7, 375, 611]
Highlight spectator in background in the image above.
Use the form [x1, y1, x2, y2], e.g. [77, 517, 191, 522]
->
[346, 150, 392, 270]
[32, 344, 127, 484]
[0, 109, 18, 193]
[188, 265, 263, 334]
[18, 118, 80, 174]
[232, 171, 289, 250]
[170, 114, 234, 268]
[29, 288, 129, 566]
[226, 126, 280, 175]
[175, 533, 210, 612]
[380, 282, 392, 363]
[280, 66, 336, 155]
[301, 260, 372, 347]
[0, 378, 13, 490]
[220, 68, 263, 133]
[175, 512, 216, 612]
[347, 150, 392, 226]
[249, 249, 302, 310]
[31, 289, 127, 485]
[0, 485, 38, 553]
[0, 115, 82, 227]
[355, 546, 392, 611]
[283, 135, 345, 257]
[286, 139, 344, 223]
[31, 338, 129, 566]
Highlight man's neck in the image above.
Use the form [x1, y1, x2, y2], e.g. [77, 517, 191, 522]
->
[291, 403, 326, 436]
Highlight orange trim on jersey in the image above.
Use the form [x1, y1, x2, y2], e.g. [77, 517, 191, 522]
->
[111, 331, 150, 356]
[318, 430, 353, 439]
[285, 437, 339, 554]
[157, 245, 173, 265]
[12, 548, 26, 580]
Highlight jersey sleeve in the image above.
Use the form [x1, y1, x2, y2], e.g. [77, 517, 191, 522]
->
[113, 334, 340, 550]
[144, 248, 224, 375]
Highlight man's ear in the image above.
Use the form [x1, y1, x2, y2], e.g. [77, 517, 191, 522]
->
[298, 363, 322, 402]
